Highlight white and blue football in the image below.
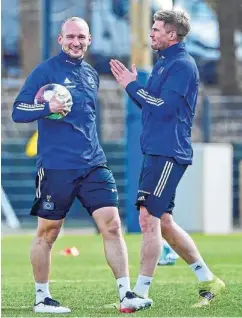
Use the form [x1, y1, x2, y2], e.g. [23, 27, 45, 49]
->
[34, 83, 73, 120]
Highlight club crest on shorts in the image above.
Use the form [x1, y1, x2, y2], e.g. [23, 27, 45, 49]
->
[43, 195, 54, 210]
[43, 201, 55, 211]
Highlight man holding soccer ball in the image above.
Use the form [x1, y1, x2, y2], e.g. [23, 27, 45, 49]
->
[12, 17, 152, 314]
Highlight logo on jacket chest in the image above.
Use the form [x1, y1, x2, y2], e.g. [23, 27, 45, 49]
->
[158, 66, 164, 75]
[87, 76, 95, 89]
[63, 77, 76, 88]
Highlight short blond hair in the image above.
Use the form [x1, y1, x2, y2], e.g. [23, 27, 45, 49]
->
[153, 10, 190, 42]
[60, 17, 89, 34]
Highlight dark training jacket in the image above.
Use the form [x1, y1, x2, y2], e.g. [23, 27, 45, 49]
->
[126, 42, 199, 165]
[12, 51, 106, 170]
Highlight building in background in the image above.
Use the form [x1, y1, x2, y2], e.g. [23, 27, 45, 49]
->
[2, 0, 242, 85]
[2, 0, 242, 229]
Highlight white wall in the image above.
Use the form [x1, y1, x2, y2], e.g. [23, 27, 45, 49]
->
[173, 143, 233, 234]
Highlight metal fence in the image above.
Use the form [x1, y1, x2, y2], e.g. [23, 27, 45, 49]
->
[197, 96, 242, 144]
[2, 77, 242, 227]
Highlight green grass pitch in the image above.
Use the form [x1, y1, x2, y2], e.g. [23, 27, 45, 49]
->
[2, 233, 242, 317]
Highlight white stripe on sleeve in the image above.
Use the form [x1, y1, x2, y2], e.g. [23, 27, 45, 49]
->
[137, 89, 164, 106]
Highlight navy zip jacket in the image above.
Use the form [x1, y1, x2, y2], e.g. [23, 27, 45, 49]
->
[12, 51, 106, 170]
[126, 42, 199, 165]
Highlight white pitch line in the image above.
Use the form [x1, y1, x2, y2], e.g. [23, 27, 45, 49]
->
[158, 264, 242, 269]
[1, 305, 31, 309]
[50, 279, 109, 283]
[49, 279, 242, 284]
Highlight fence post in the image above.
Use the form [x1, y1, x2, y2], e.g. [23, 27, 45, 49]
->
[125, 70, 149, 233]
[202, 95, 211, 143]
[42, 0, 51, 61]
[239, 161, 242, 228]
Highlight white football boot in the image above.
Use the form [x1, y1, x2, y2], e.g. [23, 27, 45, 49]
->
[34, 297, 71, 314]
[120, 291, 153, 313]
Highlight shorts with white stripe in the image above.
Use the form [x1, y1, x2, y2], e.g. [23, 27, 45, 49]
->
[136, 155, 187, 218]
[30, 165, 118, 220]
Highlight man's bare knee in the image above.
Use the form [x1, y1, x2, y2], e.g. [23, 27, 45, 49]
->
[93, 207, 122, 239]
[161, 213, 174, 237]
[100, 217, 122, 238]
[139, 206, 160, 233]
[36, 219, 63, 247]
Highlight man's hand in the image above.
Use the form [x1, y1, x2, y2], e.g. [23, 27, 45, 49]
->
[49, 95, 72, 116]
[110, 59, 137, 88]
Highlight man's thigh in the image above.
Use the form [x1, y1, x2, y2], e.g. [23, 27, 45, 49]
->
[136, 155, 187, 218]
[30, 168, 78, 220]
[77, 165, 119, 215]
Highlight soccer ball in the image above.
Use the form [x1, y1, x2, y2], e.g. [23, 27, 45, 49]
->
[34, 83, 73, 120]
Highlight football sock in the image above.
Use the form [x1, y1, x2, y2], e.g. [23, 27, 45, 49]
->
[189, 260, 213, 281]
[133, 274, 153, 298]
[35, 282, 51, 304]
[117, 277, 131, 300]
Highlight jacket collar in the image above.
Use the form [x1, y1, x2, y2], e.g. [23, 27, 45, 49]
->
[58, 50, 84, 66]
[157, 42, 186, 59]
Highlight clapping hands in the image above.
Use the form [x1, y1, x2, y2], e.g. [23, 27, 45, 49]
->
[110, 59, 138, 88]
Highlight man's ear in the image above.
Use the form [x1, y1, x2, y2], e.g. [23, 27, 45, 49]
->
[88, 34, 92, 46]
[58, 33, 63, 45]
[170, 31, 176, 41]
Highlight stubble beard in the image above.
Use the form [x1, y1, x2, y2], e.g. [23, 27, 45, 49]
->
[63, 45, 84, 59]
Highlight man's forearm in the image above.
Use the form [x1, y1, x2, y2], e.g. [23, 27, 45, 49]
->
[126, 81, 164, 108]
[12, 102, 50, 123]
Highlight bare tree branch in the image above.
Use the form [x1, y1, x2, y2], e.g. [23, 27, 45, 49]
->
[205, 0, 241, 95]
